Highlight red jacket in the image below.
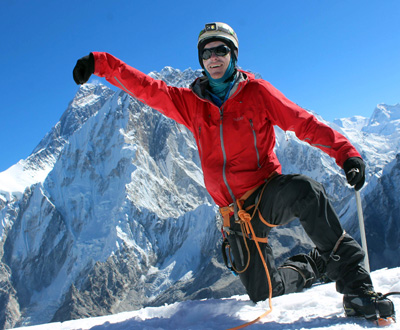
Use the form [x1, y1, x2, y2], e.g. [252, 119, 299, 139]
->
[93, 52, 361, 207]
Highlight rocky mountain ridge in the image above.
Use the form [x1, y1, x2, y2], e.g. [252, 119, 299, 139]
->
[0, 67, 399, 329]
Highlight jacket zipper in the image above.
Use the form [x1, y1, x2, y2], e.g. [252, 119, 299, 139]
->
[249, 119, 261, 168]
[219, 106, 236, 204]
[218, 81, 246, 206]
[198, 126, 203, 160]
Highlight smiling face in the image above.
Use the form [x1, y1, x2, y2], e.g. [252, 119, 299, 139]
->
[202, 41, 231, 79]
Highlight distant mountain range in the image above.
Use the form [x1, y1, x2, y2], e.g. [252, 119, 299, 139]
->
[0, 67, 399, 329]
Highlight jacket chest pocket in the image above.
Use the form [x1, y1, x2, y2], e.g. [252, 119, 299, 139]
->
[194, 109, 220, 161]
[222, 107, 264, 169]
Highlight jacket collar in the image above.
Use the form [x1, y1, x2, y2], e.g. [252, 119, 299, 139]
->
[190, 69, 252, 102]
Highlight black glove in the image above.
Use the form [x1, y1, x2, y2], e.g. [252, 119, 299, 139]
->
[343, 157, 365, 191]
[73, 53, 95, 85]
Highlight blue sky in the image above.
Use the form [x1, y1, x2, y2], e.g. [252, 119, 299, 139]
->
[1, 1, 399, 172]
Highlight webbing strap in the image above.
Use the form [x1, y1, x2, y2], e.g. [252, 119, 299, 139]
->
[220, 204, 234, 228]
[329, 230, 347, 261]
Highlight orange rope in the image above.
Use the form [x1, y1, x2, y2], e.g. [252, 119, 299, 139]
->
[226, 200, 274, 330]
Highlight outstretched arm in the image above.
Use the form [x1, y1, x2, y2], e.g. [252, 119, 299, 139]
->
[73, 52, 195, 130]
[258, 80, 365, 190]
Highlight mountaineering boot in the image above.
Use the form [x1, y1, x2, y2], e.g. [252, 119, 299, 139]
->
[343, 291, 396, 325]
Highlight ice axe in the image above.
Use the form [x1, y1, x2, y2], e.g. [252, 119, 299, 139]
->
[355, 190, 370, 272]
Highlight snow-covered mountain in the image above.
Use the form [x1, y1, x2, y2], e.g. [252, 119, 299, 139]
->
[0, 67, 399, 330]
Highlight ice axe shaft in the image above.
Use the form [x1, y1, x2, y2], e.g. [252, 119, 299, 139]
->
[355, 190, 370, 272]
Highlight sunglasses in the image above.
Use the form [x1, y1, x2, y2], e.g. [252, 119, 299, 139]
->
[201, 45, 231, 60]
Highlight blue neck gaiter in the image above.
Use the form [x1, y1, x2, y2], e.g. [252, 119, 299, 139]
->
[205, 58, 236, 101]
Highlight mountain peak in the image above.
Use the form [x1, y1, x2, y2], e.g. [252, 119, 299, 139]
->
[371, 103, 400, 122]
[365, 103, 400, 135]
[149, 67, 203, 88]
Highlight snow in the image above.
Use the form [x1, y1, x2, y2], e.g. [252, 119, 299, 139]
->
[0, 160, 48, 200]
[0, 155, 54, 202]
[13, 267, 400, 330]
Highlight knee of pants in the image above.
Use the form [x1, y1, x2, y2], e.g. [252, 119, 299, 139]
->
[283, 175, 328, 221]
[293, 175, 325, 197]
